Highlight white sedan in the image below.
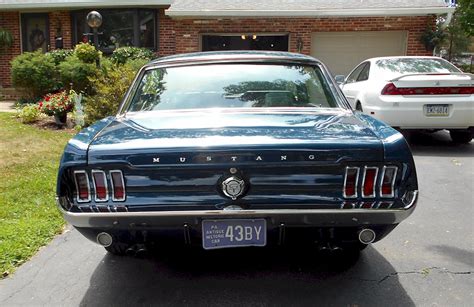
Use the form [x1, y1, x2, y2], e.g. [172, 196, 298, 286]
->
[337, 56, 474, 143]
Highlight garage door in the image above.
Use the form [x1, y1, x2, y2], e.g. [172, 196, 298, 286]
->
[311, 31, 407, 76]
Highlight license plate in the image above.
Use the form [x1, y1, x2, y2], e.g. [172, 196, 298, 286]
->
[202, 219, 266, 250]
[425, 104, 449, 117]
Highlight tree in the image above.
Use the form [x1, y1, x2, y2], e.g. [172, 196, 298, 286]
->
[443, 0, 473, 61]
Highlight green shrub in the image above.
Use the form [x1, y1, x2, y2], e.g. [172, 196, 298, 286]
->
[59, 55, 97, 92]
[46, 49, 74, 65]
[74, 43, 101, 64]
[16, 104, 41, 123]
[85, 62, 139, 125]
[11, 51, 59, 98]
[111, 46, 155, 65]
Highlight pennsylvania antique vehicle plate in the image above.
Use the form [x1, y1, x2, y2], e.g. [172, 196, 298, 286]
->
[202, 219, 266, 250]
[425, 104, 449, 117]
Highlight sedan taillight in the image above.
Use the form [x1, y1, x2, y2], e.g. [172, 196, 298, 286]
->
[381, 82, 474, 95]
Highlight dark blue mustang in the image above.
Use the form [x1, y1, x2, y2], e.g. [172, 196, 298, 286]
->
[56, 51, 418, 256]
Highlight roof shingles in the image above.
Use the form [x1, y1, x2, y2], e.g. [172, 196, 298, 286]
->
[168, 0, 449, 11]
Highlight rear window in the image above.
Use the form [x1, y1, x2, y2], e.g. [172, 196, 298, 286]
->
[127, 63, 339, 112]
[375, 58, 460, 79]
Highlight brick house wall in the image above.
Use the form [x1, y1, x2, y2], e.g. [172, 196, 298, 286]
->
[1, 7, 435, 94]
[158, 13, 435, 57]
[0, 10, 72, 96]
[0, 12, 21, 89]
[49, 11, 73, 51]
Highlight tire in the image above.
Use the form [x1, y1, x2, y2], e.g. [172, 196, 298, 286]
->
[104, 241, 129, 256]
[355, 102, 363, 112]
[450, 130, 473, 144]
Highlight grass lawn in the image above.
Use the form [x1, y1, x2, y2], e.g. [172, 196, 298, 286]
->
[0, 112, 74, 278]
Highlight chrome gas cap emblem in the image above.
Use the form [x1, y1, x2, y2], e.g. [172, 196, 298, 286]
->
[222, 176, 245, 200]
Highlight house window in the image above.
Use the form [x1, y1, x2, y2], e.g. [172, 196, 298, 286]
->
[21, 13, 50, 52]
[72, 9, 157, 53]
[202, 34, 289, 52]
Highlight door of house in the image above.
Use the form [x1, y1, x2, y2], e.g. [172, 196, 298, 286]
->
[21, 13, 50, 52]
[201, 34, 289, 52]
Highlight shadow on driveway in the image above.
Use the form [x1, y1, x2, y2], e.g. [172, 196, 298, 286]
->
[404, 130, 473, 158]
[80, 246, 414, 306]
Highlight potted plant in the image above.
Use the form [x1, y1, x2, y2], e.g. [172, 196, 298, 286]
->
[38, 90, 74, 126]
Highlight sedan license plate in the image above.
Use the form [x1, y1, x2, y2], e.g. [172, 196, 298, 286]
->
[202, 219, 266, 250]
[425, 104, 449, 117]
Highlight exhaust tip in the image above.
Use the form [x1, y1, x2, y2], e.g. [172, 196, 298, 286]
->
[358, 229, 376, 244]
[96, 232, 113, 247]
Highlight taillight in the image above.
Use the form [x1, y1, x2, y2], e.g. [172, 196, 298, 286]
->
[110, 170, 126, 201]
[74, 170, 90, 202]
[362, 167, 378, 198]
[380, 166, 398, 198]
[92, 170, 108, 202]
[381, 83, 401, 95]
[343, 167, 359, 198]
[381, 82, 474, 95]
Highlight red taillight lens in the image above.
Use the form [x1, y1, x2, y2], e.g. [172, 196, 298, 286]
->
[380, 166, 398, 197]
[74, 171, 90, 202]
[343, 167, 359, 198]
[92, 170, 108, 201]
[382, 83, 474, 95]
[362, 167, 378, 198]
[110, 170, 126, 201]
[381, 83, 401, 95]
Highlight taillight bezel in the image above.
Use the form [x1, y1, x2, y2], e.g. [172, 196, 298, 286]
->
[361, 166, 379, 198]
[74, 170, 91, 203]
[380, 165, 398, 198]
[343, 166, 360, 199]
[110, 170, 126, 202]
[91, 170, 109, 202]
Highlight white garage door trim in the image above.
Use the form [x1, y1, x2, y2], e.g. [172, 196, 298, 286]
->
[311, 31, 408, 76]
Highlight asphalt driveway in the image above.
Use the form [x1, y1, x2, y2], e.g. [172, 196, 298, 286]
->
[0, 131, 472, 306]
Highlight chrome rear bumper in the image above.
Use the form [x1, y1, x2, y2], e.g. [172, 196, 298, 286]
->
[58, 191, 417, 229]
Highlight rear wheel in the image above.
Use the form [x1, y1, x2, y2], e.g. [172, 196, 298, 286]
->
[449, 130, 473, 144]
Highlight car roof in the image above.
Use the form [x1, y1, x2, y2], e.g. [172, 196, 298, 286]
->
[366, 56, 446, 63]
[146, 50, 322, 67]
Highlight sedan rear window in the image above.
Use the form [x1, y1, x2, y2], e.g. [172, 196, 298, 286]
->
[127, 64, 339, 112]
[375, 58, 460, 79]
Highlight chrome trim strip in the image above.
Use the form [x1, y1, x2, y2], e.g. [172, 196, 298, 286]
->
[91, 170, 109, 202]
[361, 166, 379, 198]
[380, 166, 398, 198]
[343, 166, 359, 198]
[60, 207, 416, 218]
[110, 170, 126, 202]
[73, 170, 91, 203]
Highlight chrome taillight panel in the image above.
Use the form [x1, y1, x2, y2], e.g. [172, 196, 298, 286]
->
[73, 169, 126, 203]
[74, 170, 91, 203]
[343, 165, 398, 200]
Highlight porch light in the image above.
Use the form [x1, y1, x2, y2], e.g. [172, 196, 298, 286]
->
[253, 35, 257, 40]
[241, 35, 246, 40]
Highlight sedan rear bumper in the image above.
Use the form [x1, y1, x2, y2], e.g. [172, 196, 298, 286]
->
[369, 95, 474, 129]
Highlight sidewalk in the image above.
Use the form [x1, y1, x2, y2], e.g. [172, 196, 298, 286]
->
[0, 101, 15, 113]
